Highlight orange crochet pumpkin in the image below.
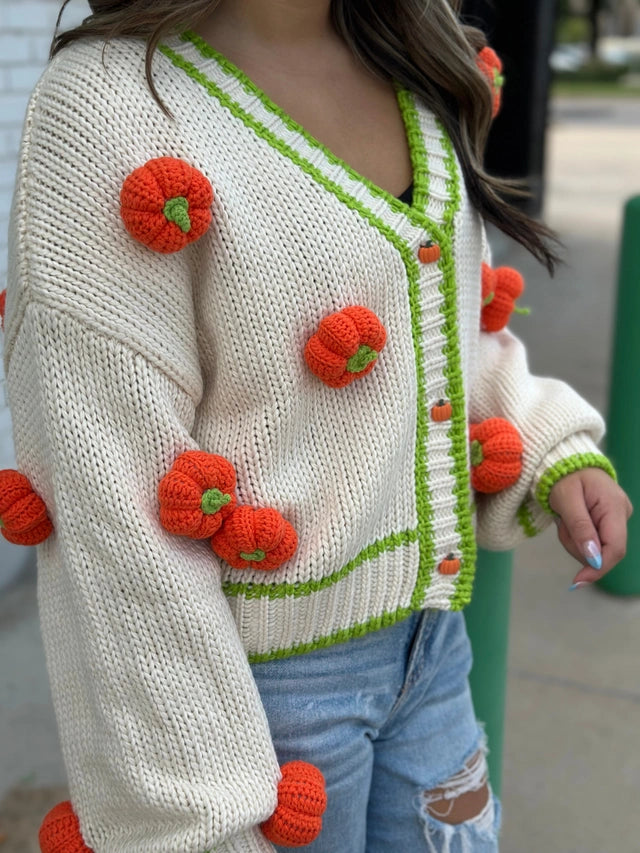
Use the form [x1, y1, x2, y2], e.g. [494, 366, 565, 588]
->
[469, 418, 523, 494]
[438, 553, 461, 575]
[261, 761, 327, 848]
[120, 157, 213, 253]
[0, 288, 6, 332]
[0, 469, 53, 545]
[210, 505, 298, 570]
[476, 46, 504, 118]
[304, 306, 387, 388]
[158, 450, 237, 539]
[39, 800, 92, 853]
[481, 264, 527, 332]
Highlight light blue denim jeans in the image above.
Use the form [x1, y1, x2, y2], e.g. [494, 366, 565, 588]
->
[251, 609, 501, 853]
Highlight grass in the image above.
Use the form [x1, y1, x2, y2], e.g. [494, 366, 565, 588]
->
[552, 80, 640, 97]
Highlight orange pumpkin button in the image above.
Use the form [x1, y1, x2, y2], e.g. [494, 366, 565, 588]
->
[438, 553, 461, 575]
[304, 306, 387, 388]
[418, 241, 441, 264]
[431, 399, 452, 422]
[120, 157, 214, 253]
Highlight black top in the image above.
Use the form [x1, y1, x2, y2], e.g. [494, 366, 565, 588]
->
[397, 182, 414, 206]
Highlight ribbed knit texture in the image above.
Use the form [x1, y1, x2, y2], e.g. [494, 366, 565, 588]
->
[2, 31, 612, 851]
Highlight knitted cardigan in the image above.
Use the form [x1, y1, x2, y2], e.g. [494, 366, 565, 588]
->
[3, 30, 615, 853]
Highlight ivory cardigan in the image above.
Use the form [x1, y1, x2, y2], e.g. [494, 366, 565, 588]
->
[3, 29, 614, 853]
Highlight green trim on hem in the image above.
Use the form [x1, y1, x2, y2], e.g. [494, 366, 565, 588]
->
[535, 453, 618, 515]
[516, 503, 539, 538]
[248, 605, 416, 663]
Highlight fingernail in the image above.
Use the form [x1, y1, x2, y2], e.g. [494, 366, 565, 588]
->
[569, 582, 590, 590]
[583, 540, 602, 570]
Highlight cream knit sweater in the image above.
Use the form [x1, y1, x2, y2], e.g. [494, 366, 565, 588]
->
[3, 30, 614, 853]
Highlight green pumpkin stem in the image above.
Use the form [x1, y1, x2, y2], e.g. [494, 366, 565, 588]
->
[163, 196, 191, 233]
[513, 305, 531, 316]
[0, 517, 4, 529]
[346, 345, 378, 374]
[201, 488, 231, 515]
[470, 439, 484, 467]
[239, 549, 266, 562]
[482, 292, 495, 307]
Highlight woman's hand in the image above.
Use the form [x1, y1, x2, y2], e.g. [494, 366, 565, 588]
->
[548, 467, 633, 589]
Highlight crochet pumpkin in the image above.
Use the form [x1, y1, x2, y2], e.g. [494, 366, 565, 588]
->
[438, 553, 461, 575]
[210, 505, 298, 571]
[481, 263, 527, 332]
[0, 469, 53, 545]
[476, 46, 504, 119]
[158, 450, 237, 538]
[469, 418, 523, 494]
[39, 800, 91, 853]
[120, 157, 213, 253]
[304, 306, 387, 388]
[0, 288, 6, 332]
[261, 761, 327, 848]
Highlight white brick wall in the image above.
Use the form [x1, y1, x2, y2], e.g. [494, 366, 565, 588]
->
[0, 1, 90, 584]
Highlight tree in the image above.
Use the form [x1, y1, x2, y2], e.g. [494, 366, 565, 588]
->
[588, 0, 605, 57]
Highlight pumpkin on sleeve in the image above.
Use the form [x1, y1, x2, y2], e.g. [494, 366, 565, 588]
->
[0, 469, 53, 545]
[210, 505, 298, 570]
[469, 418, 523, 494]
[39, 800, 92, 853]
[120, 157, 214, 253]
[0, 288, 6, 332]
[481, 263, 527, 332]
[304, 306, 387, 388]
[261, 761, 327, 848]
[158, 450, 237, 539]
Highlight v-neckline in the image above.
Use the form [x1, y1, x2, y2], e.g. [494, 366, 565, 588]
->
[170, 29, 431, 220]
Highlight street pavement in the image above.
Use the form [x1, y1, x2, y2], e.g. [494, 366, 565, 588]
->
[0, 96, 639, 852]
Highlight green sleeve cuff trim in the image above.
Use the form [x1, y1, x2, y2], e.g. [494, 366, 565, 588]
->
[516, 503, 539, 538]
[535, 453, 618, 515]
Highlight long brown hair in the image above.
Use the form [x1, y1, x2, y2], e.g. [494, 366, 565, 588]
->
[51, 0, 560, 272]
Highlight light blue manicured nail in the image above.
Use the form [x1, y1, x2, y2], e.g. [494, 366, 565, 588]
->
[569, 582, 590, 590]
[583, 540, 602, 570]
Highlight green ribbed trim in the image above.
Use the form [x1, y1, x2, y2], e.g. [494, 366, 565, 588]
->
[222, 529, 417, 600]
[535, 453, 618, 515]
[158, 40, 441, 605]
[175, 29, 431, 222]
[396, 86, 430, 214]
[438, 127, 477, 611]
[516, 503, 539, 538]
[248, 606, 419, 663]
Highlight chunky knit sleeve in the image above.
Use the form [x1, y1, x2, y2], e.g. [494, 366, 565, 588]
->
[468, 230, 616, 550]
[3, 41, 278, 853]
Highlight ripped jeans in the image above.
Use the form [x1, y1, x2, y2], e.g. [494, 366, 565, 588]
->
[251, 609, 501, 853]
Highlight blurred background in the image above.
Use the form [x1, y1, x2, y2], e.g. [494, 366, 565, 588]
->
[1, 0, 639, 850]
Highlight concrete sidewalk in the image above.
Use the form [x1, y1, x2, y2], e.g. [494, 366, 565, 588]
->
[1, 96, 639, 852]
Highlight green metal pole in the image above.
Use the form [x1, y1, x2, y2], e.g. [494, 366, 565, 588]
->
[597, 196, 640, 596]
[464, 547, 513, 797]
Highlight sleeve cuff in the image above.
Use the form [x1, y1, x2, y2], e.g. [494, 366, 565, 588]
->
[532, 431, 617, 515]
